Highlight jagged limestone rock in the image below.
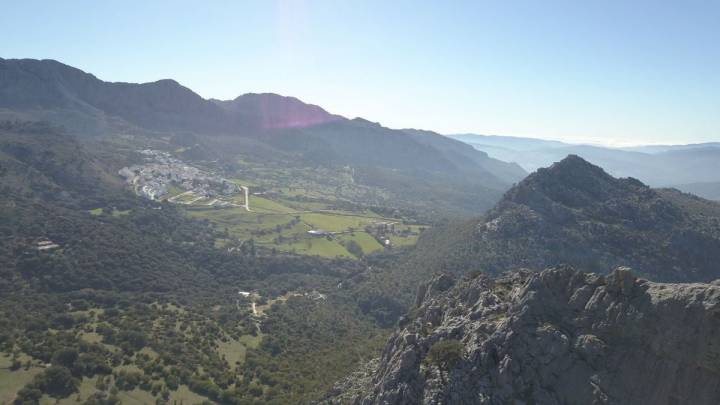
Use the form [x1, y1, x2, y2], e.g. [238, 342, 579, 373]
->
[333, 267, 720, 404]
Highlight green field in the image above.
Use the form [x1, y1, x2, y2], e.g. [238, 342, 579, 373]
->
[180, 176, 424, 259]
[229, 177, 258, 187]
[300, 212, 379, 232]
[336, 232, 384, 255]
[280, 236, 352, 258]
[187, 201, 421, 258]
[217, 331, 264, 371]
[388, 234, 419, 247]
[88, 208, 130, 217]
[114, 385, 211, 405]
[0, 366, 43, 404]
[250, 196, 297, 213]
[218, 337, 247, 370]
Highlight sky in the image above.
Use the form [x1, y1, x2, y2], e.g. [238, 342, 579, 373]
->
[1, 0, 719, 146]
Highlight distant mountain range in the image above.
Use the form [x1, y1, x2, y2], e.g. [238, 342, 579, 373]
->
[450, 133, 720, 200]
[2, 57, 716, 212]
[0, 58, 526, 216]
[0, 58, 519, 179]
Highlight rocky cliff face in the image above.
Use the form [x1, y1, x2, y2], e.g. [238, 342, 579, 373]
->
[331, 267, 720, 404]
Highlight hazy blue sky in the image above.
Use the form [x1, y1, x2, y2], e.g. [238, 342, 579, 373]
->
[2, 0, 719, 145]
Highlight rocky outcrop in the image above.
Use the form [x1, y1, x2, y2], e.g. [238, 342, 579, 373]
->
[336, 267, 720, 404]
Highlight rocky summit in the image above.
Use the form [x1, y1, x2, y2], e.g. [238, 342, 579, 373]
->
[328, 267, 720, 404]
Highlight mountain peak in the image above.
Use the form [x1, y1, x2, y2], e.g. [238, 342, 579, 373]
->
[151, 78, 181, 86]
[455, 154, 719, 282]
[215, 92, 344, 129]
[541, 154, 609, 178]
[502, 154, 647, 210]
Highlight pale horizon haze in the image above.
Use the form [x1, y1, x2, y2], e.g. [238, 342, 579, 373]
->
[1, 0, 719, 146]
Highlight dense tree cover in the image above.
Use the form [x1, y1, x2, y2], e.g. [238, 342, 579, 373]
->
[0, 204, 396, 403]
[0, 179, 400, 404]
[240, 297, 386, 403]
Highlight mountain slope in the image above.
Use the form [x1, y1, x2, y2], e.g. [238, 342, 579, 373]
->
[404, 155, 720, 283]
[0, 58, 523, 215]
[403, 129, 526, 184]
[330, 267, 720, 404]
[0, 120, 126, 207]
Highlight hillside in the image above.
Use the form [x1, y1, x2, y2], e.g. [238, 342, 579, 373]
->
[0, 121, 127, 207]
[400, 155, 720, 285]
[329, 267, 720, 404]
[673, 181, 720, 201]
[403, 129, 526, 185]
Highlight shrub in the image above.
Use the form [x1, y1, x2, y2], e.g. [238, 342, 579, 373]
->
[425, 339, 463, 371]
[28, 366, 79, 398]
[51, 348, 79, 369]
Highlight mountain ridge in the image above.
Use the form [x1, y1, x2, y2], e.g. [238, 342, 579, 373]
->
[397, 155, 720, 285]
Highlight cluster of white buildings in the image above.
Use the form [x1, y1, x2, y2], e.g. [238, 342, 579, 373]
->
[36, 239, 60, 251]
[119, 149, 239, 201]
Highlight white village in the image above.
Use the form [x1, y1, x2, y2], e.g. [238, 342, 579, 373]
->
[118, 149, 250, 210]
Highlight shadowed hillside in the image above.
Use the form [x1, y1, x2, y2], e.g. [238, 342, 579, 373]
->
[388, 155, 720, 297]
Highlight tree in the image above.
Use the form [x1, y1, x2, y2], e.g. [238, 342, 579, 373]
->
[117, 330, 147, 353]
[9, 356, 21, 371]
[74, 352, 112, 376]
[345, 240, 364, 258]
[15, 386, 43, 404]
[425, 339, 463, 383]
[32, 366, 79, 398]
[51, 348, 79, 369]
[248, 239, 256, 257]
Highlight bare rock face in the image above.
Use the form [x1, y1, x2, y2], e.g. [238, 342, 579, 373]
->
[339, 267, 720, 404]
